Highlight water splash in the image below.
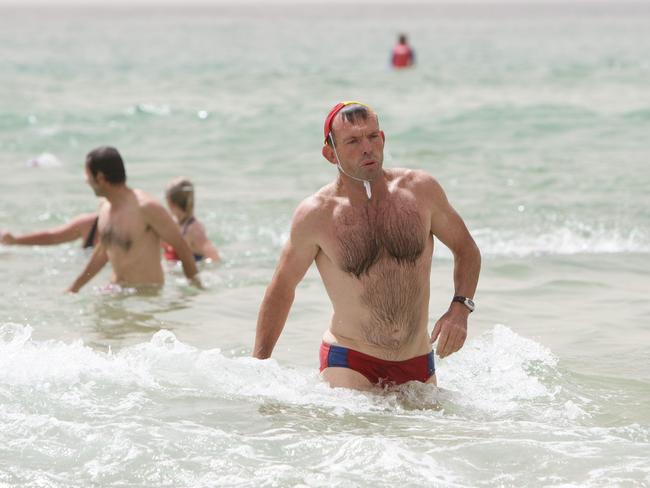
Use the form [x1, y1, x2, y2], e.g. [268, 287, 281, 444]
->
[472, 224, 650, 258]
[0, 322, 582, 419]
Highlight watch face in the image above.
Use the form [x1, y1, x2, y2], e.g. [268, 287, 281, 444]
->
[453, 296, 475, 312]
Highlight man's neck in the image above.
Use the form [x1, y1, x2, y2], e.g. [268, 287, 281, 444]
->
[103, 184, 131, 205]
[337, 171, 388, 205]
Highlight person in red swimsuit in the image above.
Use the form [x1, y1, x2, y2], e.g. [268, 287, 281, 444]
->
[391, 34, 415, 69]
[253, 102, 481, 390]
[162, 178, 221, 263]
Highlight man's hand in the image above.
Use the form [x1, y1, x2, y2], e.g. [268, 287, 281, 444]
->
[1, 231, 16, 245]
[430, 305, 469, 358]
[189, 274, 203, 289]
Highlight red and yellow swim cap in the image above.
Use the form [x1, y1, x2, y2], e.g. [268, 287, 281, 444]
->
[323, 101, 372, 144]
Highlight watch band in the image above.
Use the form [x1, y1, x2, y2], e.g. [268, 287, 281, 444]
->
[452, 295, 475, 312]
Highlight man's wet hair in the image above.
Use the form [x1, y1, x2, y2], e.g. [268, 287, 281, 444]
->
[86, 146, 126, 184]
[327, 104, 378, 146]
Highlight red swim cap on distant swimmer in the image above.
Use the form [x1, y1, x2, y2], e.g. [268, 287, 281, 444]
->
[323, 101, 372, 144]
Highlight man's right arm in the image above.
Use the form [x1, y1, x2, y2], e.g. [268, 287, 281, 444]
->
[67, 243, 109, 293]
[253, 200, 320, 359]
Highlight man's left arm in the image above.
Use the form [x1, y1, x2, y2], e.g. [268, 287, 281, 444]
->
[428, 177, 481, 358]
[143, 202, 201, 286]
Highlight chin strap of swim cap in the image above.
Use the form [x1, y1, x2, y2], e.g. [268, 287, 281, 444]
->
[329, 134, 372, 200]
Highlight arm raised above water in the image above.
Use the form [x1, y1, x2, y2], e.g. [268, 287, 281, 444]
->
[2, 213, 97, 246]
[426, 175, 481, 358]
[253, 198, 321, 359]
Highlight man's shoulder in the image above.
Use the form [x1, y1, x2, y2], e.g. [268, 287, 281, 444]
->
[388, 168, 447, 207]
[291, 186, 338, 232]
[133, 188, 157, 204]
[133, 189, 165, 212]
[294, 192, 332, 221]
[131, 189, 172, 228]
[389, 168, 440, 189]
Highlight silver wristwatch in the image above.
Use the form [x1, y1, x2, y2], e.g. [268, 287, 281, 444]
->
[452, 295, 475, 312]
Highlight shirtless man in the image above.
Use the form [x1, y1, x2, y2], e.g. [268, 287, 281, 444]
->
[1, 212, 99, 249]
[67, 146, 200, 293]
[253, 102, 481, 390]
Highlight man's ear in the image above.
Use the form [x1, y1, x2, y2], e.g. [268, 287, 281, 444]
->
[95, 171, 107, 185]
[380, 130, 385, 143]
[322, 144, 337, 165]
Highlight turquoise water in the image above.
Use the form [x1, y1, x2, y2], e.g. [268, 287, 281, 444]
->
[1, 3, 649, 487]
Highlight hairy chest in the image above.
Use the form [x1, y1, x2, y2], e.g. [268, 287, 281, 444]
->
[332, 196, 429, 278]
[98, 207, 150, 253]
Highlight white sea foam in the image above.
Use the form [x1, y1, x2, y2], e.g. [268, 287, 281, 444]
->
[125, 103, 172, 116]
[1, 323, 648, 487]
[235, 222, 649, 263]
[442, 324, 567, 417]
[0, 323, 372, 413]
[0, 322, 575, 419]
[432, 225, 650, 259]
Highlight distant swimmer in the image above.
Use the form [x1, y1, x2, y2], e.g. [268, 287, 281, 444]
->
[26, 152, 62, 168]
[163, 177, 221, 263]
[391, 34, 415, 69]
[1, 212, 99, 249]
[253, 101, 481, 390]
[67, 146, 201, 293]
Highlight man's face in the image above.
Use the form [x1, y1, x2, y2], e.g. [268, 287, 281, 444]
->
[85, 165, 102, 196]
[330, 113, 385, 180]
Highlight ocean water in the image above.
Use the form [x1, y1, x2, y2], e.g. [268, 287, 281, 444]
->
[1, 3, 649, 487]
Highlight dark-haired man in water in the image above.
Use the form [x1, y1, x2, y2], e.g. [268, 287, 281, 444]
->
[253, 102, 481, 390]
[67, 146, 200, 293]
